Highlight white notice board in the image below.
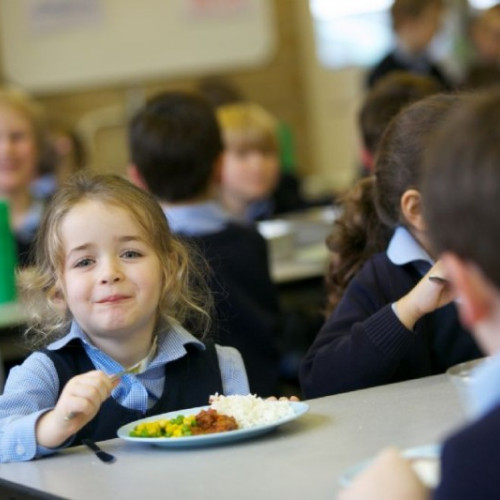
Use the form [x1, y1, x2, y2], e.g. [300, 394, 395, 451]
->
[0, 0, 276, 94]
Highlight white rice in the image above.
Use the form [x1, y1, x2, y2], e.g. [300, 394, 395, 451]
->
[209, 394, 295, 429]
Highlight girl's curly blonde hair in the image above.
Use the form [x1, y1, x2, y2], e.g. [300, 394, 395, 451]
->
[19, 172, 213, 349]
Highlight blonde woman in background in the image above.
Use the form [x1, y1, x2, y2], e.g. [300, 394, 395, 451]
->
[0, 87, 52, 266]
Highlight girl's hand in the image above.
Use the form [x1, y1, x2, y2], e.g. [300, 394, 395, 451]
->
[395, 261, 457, 330]
[36, 371, 117, 449]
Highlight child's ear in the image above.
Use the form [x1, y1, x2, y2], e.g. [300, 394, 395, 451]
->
[441, 253, 492, 328]
[400, 189, 426, 232]
[128, 164, 149, 191]
[48, 283, 67, 312]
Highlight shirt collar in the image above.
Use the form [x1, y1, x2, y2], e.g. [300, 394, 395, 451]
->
[47, 319, 205, 369]
[387, 226, 434, 273]
[162, 201, 231, 236]
[467, 354, 500, 420]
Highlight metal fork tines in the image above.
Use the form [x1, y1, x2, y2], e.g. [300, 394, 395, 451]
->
[82, 439, 116, 464]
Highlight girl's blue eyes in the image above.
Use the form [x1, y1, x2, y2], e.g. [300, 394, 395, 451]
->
[122, 250, 142, 259]
[73, 250, 142, 268]
[75, 258, 94, 268]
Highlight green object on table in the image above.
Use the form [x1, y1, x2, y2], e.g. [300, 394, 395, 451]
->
[0, 200, 18, 304]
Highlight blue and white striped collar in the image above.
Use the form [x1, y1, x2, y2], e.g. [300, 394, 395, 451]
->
[47, 319, 205, 373]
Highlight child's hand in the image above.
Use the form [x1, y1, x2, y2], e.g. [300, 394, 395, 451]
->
[395, 261, 456, 330]
[36, 370, 117, 449]
[338, 447, 429, 500]
[266, 396, 300, 402]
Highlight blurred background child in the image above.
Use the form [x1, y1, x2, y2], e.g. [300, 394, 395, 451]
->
[216, 101, 282, 221]
[461, 3, 500, 90]
[358, 71, 443, 175]
[128, 90, 281, 397]
[367, 0, 452, 89]
[31, 118, 87, 200]
[216, 101, 306, 222]
[0, 87, 52, 267]
[300, 94, 481, 399]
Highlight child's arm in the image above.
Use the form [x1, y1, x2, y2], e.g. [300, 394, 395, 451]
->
[35, 370, 116, 449]
[394, 261, 456, 330]
[300, 257, 455, 398]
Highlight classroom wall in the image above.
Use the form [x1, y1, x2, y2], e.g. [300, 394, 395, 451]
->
[0, 0, 317, 185]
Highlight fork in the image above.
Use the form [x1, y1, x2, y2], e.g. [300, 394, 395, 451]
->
[63, 337, 157, 422]
[428, 275, 449, 285]
[82, 438, 116, 464]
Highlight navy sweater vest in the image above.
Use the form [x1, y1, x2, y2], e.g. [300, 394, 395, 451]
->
[43, 339, 223, 445]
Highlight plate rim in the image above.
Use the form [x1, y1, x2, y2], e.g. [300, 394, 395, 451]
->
[117, 400, 309, 446]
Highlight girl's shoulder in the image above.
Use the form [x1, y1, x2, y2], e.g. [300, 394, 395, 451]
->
[3, 350, 59, 392]
[352, 251, 415, 294]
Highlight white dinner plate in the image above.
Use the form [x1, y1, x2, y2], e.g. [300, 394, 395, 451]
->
[339, 444, 441, 489]
[117, 401, 309, 448]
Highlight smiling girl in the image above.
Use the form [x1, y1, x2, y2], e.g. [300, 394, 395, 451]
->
[0, 173, 249, 462]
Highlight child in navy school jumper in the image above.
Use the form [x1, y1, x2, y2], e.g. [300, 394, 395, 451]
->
[339, 86, 500, 500]
[300, 94, 481, 398]
[0, 173, 248, 462]
[128, 91, 281, 397]
[367, 0, 451, 89]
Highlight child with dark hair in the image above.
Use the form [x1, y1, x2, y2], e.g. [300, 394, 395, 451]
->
[359, 71, 443, 173]
[128, 90, 281, 397]
[339, 86, 500, 500]
[367, 0, 451, 89]
[300, 94, 481, 398]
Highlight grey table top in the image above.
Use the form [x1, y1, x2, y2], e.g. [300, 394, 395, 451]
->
[0, 374, 467, 500]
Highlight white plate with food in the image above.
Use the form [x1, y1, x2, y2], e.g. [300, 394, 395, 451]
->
[117, 395, 309, 448]
[339, 444, 441, 489]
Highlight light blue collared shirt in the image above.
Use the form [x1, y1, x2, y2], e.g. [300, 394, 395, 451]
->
[0, 321, 248, 463]
[387, 226, 434, 275]
[162, 201, 231, 236]
[467, 354, 500, 420]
